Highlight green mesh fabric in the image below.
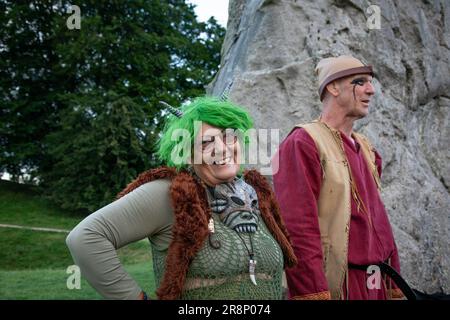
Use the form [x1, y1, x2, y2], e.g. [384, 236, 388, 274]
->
[151, 213, 284, 299]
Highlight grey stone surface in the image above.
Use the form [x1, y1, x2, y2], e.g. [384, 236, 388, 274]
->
[208, 0, 450, 293]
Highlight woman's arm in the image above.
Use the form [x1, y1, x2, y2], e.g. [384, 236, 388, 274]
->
[66, 179, 173, 299]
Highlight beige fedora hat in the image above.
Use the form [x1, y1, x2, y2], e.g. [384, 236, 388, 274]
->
[316, 55, 374, 101]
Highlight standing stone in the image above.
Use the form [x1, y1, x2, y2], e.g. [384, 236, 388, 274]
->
[208, 0, 450, 294]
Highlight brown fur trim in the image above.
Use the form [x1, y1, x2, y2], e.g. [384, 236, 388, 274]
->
[117, 166, 177, 199]
[243, 170, 298, 268]
[291, 291, 331, 300]
[156, 171, 212, 300]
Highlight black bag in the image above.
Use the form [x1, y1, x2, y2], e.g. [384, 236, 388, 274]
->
[412, 289, 450, 300]
[349, 262, 450, 300]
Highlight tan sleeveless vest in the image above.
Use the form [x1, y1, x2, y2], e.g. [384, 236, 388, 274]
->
[295, 121, 381, 299]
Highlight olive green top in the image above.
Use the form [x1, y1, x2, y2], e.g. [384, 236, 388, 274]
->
[66, 178, 284, 300]
[152, 210, 284, 299]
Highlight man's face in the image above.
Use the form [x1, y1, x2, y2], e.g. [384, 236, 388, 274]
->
[336, 74, 375, 119]
[192, 123, 241, 186]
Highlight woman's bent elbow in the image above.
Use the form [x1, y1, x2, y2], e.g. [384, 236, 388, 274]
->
[66, 228, 81, 254]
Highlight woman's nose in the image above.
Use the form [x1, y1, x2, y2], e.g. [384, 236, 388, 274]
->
[212, 136, 231, 157]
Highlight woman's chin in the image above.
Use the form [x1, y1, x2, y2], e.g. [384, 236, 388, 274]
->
[211, 164, 240, 181]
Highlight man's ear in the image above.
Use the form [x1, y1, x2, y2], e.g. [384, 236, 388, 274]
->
[325, 81, 340, 97]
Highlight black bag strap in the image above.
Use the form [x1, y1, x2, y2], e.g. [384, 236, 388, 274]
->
[348, 262, 417, 300]
[378, 262, 417, 300]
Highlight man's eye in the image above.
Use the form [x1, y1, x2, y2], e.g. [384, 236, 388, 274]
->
[351, 79, 365, 86]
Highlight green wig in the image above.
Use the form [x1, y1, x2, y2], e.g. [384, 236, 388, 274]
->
[157, 96, 254, 170]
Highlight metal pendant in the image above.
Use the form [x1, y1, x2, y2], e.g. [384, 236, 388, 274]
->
[249, 259, 257, 286]
[208, 218, 215, 233]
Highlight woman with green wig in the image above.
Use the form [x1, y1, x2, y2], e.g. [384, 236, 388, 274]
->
[66, 96, 297, 300]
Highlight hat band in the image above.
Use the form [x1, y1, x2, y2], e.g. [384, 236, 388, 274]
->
[319, 66, 373, 100]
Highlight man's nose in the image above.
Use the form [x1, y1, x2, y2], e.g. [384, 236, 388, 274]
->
[365, 82, 375, 95]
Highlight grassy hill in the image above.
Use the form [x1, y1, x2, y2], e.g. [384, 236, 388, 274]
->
[0, 179, 156, 299]
[0, 179, 82, 230]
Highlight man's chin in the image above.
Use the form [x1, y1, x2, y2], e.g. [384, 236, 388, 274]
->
[355, 107, 369, 119]
[357, 112, 368, 119]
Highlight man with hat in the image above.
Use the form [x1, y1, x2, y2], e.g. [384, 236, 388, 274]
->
[273, 55, 404, 300]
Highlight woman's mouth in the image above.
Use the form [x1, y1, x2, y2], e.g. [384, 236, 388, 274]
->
[213, 156, 233, 165]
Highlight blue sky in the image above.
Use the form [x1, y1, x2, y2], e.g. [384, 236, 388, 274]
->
[187, 0, 229, 27]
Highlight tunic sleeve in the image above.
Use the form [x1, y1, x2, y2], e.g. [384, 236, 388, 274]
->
[66, 179, 173, 299]
[273, 128, 330, 300]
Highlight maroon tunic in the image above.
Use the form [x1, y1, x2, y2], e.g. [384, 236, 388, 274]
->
[273, 127, 402, 300]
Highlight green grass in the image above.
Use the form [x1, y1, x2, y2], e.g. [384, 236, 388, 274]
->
[0, 228, 152, 270]
[0, 262, 156, 300]
[0, 179, 156, 299]
[0, 179, 85, 230]
[0, 228, 74, 270]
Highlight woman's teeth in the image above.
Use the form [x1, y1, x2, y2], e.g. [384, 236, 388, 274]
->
[214, 156, 232, 165]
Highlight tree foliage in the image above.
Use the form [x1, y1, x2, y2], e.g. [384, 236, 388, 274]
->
[0, 0, 225, 213]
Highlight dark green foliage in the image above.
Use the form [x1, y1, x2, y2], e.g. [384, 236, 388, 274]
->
[0, 0, 225, 213]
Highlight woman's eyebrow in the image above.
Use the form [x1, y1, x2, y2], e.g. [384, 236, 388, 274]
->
[222, 128, 237, 134]
[202, 129, 234, 140]
[201, 135, 214, 141]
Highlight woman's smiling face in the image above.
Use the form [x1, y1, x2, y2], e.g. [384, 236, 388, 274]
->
[192, 123, 241, 186]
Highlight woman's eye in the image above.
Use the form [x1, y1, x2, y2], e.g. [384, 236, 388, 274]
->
[223, 133, 237, 144]
[202, 142, 212, 149]
[202, 138, 214, 145]
[201, 140, 214, 150]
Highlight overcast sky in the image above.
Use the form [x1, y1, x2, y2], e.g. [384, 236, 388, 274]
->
[187, 0, 229, 27]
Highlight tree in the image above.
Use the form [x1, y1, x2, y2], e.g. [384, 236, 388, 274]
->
[0, 0, 225, 213]
[0, 1, 64, 182]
